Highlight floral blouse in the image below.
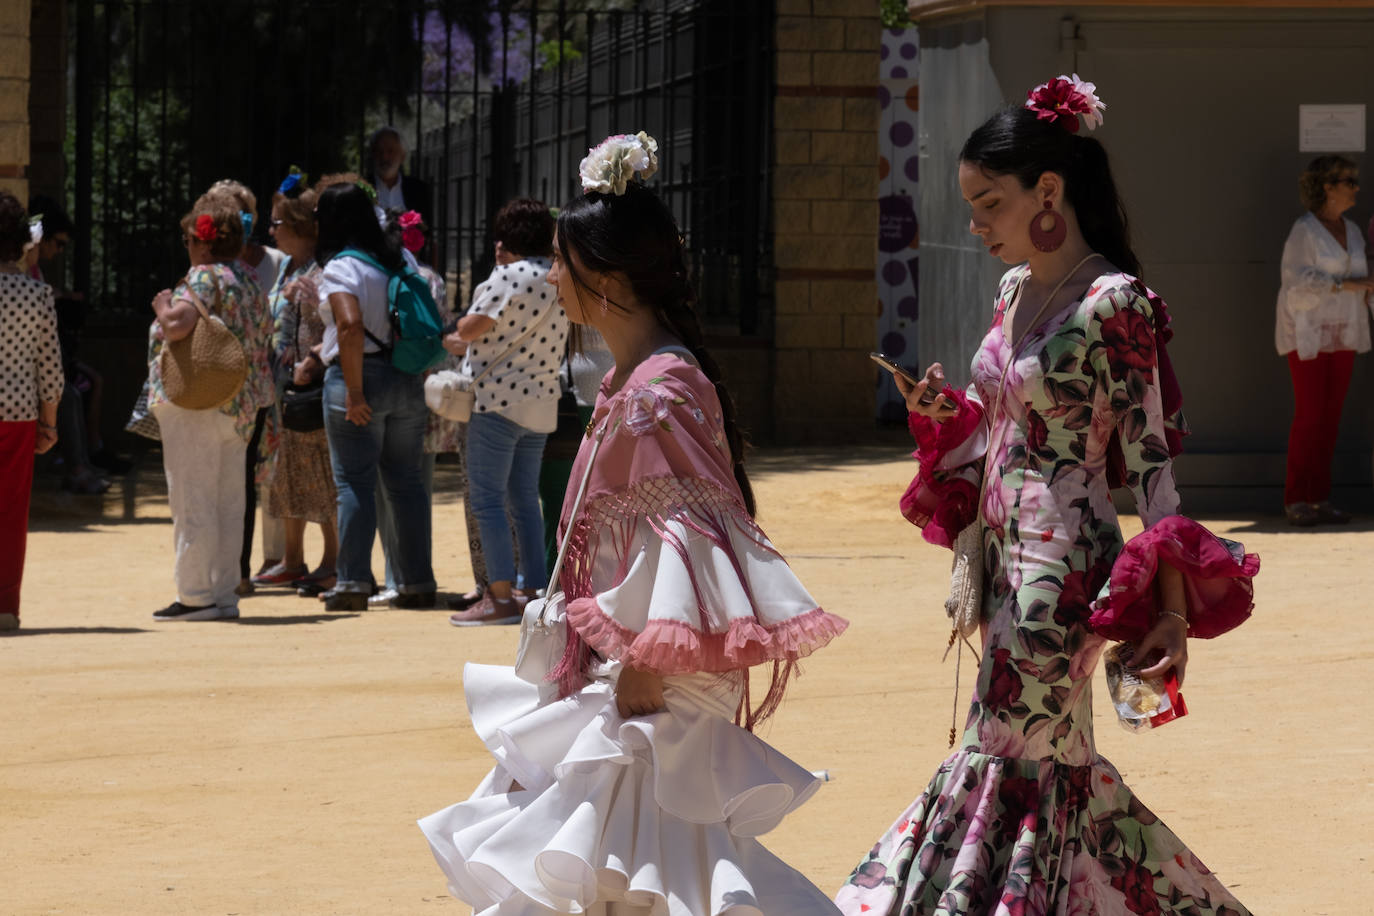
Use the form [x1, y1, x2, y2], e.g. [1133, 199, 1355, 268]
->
[0, 272, 64, 422]
[146, 261, 275, 442]
[270, 258, 325, 372]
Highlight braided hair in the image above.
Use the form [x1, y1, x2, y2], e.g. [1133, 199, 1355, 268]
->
[556, 184, 756, 517]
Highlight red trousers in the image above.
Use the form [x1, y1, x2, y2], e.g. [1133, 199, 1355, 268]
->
[1285, 350, 1355, 505]
[0, 420, 37, 619]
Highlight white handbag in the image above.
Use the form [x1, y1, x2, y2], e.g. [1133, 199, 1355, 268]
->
[513, 419, 606, 703]
[424, 302, 559, 422]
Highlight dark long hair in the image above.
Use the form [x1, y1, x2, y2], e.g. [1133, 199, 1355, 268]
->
[961, 106, 1142, 278]
[556, 184, 756, 517]
[315, 182, 404, 271]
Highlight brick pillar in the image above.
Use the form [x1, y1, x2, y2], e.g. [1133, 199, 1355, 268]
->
[772, 0, 880, 443]
[0, 0, 30, 203]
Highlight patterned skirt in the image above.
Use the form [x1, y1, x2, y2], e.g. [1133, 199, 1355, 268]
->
[269, 427, 336, 525]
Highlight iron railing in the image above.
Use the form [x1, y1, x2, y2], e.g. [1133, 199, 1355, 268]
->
[68, 0, 774, 338]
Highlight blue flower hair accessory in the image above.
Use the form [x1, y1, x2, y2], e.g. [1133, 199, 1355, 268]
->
[240, 210, 255, 238]
[278, 165, 308, 196]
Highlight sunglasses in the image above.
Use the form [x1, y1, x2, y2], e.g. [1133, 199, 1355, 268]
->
[1333, 177, 1360, 188]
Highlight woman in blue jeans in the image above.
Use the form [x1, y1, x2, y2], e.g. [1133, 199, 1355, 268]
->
[312, 177, 436, 611]
[444, 198, 568, 626]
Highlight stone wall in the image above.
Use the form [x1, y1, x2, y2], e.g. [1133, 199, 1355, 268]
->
[772, 0, 881, 443]
[0, 0, 30, 203]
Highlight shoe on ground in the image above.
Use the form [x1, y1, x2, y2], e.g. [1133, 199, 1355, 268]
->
[324, 591, 368, 612]
[252, 563, 309, 587]
[0, 612, 18, 631]
[1314, 502, 1352, 525]
[368, 587, 400, 607]
[390, 591, 436, 609]
[445, 588, 484, 611]
[64, 470, 111, 494]
[448, 594, 523, 627]
[1284, 502, 1320, 527]
[235, 579, 256, 597]
[153, 601, 239, 622]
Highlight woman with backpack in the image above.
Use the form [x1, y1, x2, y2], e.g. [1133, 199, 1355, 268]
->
[313, 176, 436, 612]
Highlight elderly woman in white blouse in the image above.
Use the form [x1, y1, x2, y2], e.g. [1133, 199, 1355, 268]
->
[1276, 155, 1374, 526]
[0, 191, 63, 631]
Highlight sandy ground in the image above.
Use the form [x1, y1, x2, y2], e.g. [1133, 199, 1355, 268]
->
[2, 446, 1370, 916]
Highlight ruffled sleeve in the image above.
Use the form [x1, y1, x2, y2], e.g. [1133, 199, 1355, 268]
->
[558, 355, 848, 680]
[898, 387, 987, 549]
[1088, 516, 1260, 642]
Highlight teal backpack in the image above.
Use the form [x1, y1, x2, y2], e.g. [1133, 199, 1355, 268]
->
[335, 248, 446, 374]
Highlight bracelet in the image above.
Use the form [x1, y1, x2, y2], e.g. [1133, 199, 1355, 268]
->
[1159, 609, 1188, 626]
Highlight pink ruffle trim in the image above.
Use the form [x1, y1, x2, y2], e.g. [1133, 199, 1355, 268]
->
[1088, 515, 1260, 642]
[899, 387, 984, 549]
[565, 599, 850, 677]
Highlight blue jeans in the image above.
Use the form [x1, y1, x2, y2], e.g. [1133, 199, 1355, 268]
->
[466, 411, 548, 590]
[324, 360, 435, 595]
[378, 453, 435, 591]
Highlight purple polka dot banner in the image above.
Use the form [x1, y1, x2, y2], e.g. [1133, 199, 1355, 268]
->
[876, 26, 920, 421]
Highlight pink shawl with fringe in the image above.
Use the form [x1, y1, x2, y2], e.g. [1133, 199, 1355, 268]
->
[549, 351, 848, 728]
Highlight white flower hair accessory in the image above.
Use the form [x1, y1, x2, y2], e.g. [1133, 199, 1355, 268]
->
[579, 131, 659, 195]
[1024, 73, 1105, 133]
[28, 215, 43, 246]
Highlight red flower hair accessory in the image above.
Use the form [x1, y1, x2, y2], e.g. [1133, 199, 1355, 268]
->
[1025, 73, 1105, 134]
[398, 209, 423, 229]
[193, 213, 219, 242]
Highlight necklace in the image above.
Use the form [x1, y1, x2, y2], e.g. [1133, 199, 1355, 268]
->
[1008, 252, 1103, 349]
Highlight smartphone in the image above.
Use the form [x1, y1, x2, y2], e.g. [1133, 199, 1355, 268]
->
[869, 352, 956, 409]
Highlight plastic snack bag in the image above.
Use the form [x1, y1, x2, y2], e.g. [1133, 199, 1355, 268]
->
[1103, 642, 1188, 732]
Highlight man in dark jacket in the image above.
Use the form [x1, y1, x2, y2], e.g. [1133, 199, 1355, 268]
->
[364, 126, 432, 225]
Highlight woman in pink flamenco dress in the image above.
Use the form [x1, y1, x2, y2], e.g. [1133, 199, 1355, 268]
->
[419, 133, 849, 915]
[836, 78, 1260, 916]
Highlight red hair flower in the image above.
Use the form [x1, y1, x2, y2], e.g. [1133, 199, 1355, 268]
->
[193, 214, 218, 242]
[401, 227, 425, 253]
[398, 209, 423, 229]
[1025, 73, 1105, 133]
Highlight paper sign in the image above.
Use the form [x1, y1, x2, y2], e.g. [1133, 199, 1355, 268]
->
[1299, 104, 1366, 153]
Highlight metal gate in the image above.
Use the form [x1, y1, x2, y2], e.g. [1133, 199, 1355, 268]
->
[70, 0, 775, 339]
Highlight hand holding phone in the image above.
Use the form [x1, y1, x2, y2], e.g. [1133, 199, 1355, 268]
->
[870, 353, 957, 413]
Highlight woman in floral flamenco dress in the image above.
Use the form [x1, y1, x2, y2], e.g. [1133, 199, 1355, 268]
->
[836, 77, 1259, 916]
[419, 133, 849, 915]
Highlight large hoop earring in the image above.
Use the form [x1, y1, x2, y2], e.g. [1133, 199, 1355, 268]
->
[599, 290, 609, 315]
[1029, 200, 1066, 253]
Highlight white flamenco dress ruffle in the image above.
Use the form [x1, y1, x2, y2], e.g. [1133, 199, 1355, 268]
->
[419, 662, 840, 916]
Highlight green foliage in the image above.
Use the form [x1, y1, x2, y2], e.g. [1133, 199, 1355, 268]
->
[880, 0, 912, 28]
[538, 38, 583, 67]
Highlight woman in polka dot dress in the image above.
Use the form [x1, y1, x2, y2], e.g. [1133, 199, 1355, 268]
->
[444, 197, 569, 627]
[0, 191, 64, 631]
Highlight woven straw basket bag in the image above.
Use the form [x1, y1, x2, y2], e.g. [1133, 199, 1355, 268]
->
[159, 283, 248, 410]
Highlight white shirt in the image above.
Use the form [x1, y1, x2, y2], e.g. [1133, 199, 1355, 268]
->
[252, 246, 288, 297]
[317, 251, 420, 363]
[461, 257, 568, 432]
[376, 175, 405, 212]
[1275, 212, 1371, 358]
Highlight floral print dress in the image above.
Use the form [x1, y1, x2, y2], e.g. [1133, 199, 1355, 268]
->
[836, 266, 1253, 916]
